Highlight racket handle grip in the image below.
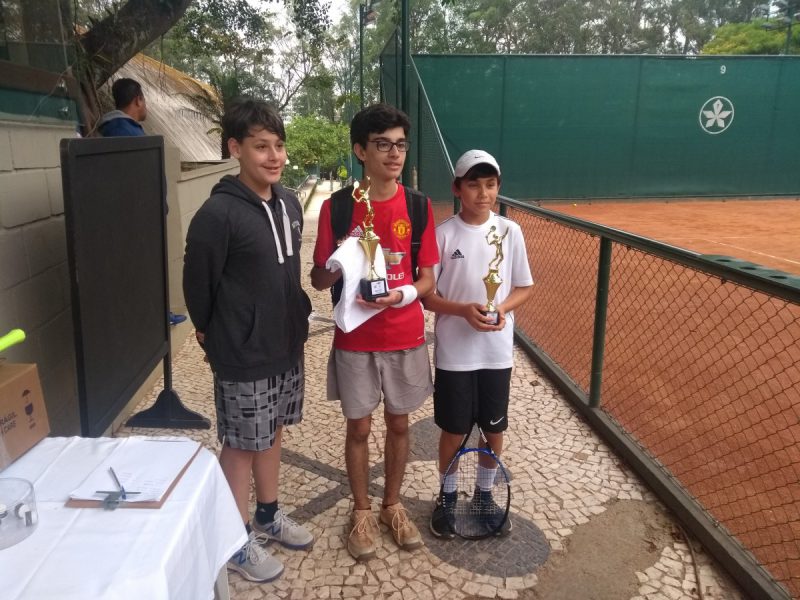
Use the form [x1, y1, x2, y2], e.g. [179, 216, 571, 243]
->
[0, 329, 26, 353]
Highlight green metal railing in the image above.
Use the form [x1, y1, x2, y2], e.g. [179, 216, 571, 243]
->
[502, 197, 799, 600]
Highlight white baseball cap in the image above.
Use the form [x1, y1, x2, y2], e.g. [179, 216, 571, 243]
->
[453, 150, 501, 178]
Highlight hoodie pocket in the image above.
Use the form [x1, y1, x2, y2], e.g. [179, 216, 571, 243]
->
[245, 302, 290, 362]
[207, 301, 288, 368]
[242, 304, 260, 349]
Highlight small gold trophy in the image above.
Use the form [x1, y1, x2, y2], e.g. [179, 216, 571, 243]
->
[354, 178, 389, 301]
[483, 225, 508, 325]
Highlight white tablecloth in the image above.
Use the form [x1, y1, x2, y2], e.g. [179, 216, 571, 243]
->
[0, 437, 247, 600]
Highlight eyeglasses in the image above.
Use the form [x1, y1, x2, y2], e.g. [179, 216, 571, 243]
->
[368, 139, 411, 152]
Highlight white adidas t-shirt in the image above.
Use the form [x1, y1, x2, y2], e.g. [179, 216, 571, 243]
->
[433, 212, 533, 371]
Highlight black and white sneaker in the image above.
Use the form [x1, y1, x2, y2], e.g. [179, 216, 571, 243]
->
[471, 488, 512, 536]
[430, 491, 457, 539]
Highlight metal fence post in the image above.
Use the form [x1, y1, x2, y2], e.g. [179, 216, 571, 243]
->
[588, 236, 612, 408]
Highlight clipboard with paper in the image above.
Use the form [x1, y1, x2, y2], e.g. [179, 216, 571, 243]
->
[66, 437, 201, 509]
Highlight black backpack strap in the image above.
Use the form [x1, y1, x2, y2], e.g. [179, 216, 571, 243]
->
[330, 185, 355, 240]
[329, 186, 355, 305]
[404, 187, 429, 282]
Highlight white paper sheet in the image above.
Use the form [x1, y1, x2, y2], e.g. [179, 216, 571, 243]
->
[326, 236, 387, 333]
[68, 437, 200, 502]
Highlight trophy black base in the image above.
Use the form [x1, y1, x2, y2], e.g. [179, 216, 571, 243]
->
[480, 309, 499, 326]
[360, 277, 389, 302]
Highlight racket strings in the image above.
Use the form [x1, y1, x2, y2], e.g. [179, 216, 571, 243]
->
[446, 448, 509, 538]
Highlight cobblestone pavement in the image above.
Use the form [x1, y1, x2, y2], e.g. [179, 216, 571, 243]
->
[119, 181, 745, 600]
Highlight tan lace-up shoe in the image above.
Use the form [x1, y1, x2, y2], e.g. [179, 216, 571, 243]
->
[380, 502, 424, 551]
[348, 508, 379, 561]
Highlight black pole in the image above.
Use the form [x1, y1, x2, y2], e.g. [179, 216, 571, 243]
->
[359, 4, 365, 109]
[401, 0, 409, 115]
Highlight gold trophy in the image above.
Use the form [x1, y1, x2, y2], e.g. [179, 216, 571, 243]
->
[354, 178, 389, 301]
[483, 225, 508, 325]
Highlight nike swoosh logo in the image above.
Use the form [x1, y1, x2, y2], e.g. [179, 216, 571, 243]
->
[489, 417, 505, 426]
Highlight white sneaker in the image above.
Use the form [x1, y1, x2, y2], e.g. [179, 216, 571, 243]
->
[227, 531, 284, 582]
[252, 509, 314, 550]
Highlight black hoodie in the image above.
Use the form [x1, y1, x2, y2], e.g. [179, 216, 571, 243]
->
[183, 175, 311, 381]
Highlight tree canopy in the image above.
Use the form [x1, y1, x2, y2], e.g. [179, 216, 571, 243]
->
[71, 0, 330, 126]
[703, 19, 800, 54]
[285, 115, 350, 172]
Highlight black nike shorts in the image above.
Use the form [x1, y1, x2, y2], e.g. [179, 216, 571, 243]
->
[433, 368, 512, 435]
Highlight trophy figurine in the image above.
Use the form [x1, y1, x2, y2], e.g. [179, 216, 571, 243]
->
[354, 178, 389, 301]
[483, 225, 508, 325]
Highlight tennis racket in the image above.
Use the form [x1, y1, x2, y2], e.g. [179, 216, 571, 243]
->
[439, 425, 511, 539]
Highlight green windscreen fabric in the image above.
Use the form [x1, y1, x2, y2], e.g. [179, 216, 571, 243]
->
[0, 87, 78, 122]
[404, 54, 800, 199]
[381, 33, 453, 204]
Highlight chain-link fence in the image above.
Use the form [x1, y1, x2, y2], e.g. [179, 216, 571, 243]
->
[507, 202, 800, 600]
[380, 33, 800, 600]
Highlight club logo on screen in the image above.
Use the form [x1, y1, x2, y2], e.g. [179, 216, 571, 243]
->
[699, 96, 734, 135]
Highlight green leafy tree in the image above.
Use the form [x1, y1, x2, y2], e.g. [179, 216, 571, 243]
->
[286, 115, 349, 172]
[703, 19, 800, 54]
[146, 0, 279, 77]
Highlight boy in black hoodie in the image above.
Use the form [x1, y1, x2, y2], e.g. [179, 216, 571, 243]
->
[183, 99, 313, 583]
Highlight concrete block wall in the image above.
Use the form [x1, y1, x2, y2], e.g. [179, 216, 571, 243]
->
[0, 124, 236, 436]
[0, 121, 79, 435]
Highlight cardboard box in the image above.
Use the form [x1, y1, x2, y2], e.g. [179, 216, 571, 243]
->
[0, 363, 50, 470]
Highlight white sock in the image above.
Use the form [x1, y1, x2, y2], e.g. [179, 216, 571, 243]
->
[440, 472, 457, 494]
[476, 465, 497, 492]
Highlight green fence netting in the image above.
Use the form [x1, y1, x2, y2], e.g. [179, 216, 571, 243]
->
[406, 53, 800, 200]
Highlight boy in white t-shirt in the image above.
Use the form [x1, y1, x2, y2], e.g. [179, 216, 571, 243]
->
[422, 150, 533, 538]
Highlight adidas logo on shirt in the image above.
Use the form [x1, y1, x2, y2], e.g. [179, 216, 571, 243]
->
[450, 249, 465, 259]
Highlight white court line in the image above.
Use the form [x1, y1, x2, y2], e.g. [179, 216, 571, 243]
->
[707, 240, 800, 266]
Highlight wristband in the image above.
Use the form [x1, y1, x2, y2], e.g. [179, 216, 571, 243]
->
[391, 285, 418, 308]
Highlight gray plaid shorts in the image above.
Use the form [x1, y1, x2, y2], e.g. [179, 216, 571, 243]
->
[214, 363, 304, 451]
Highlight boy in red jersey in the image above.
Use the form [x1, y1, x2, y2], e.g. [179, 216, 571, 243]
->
[311, 103, 439, 560]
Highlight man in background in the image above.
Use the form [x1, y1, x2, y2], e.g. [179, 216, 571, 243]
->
[97, 78, 147, 136]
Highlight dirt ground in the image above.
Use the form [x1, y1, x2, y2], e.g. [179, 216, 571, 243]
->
[524, 500, 676, 600]
[525, 500, 744, 600]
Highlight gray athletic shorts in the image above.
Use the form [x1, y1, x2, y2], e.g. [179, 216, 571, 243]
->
[327, 344, 433, 419]
[214, 362, 304, 451]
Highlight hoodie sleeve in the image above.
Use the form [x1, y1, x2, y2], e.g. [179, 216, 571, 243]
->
[99, 118, 145, 137]
[183, 202, 229, 333]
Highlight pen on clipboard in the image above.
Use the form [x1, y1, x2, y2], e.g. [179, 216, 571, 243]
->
[109, 467, 141, 501]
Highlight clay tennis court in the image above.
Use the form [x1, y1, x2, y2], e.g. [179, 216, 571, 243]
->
[493, 198, 800, 598]
[546, 198, 800, 276]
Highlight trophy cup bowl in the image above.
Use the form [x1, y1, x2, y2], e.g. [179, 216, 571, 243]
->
[359, 230, 389, 301]
[354, 179, 389, 301]
[482, 269, 502, 325]
[482, 225, 508, 326]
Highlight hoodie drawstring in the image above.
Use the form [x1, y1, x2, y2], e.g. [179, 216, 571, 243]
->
[279, 198, 294, 257]
[262, 199, 294, 264]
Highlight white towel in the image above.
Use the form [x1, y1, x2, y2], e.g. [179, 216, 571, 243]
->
[326, 236, 387, 333]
